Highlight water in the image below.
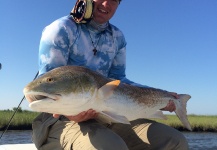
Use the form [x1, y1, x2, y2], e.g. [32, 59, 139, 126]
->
[1, 131, 217, 149]
[183, 132, 217, 150]
[0, 130, 32, 144]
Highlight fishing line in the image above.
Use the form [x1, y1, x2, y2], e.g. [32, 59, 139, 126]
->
[0, 71, 39, 141]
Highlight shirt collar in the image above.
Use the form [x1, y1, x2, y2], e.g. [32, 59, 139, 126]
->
[87, 20, 112, 33]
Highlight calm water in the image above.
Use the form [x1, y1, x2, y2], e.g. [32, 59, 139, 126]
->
[0, 131, 217, 149]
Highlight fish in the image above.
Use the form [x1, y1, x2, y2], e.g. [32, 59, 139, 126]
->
[23, 66, 192, 131]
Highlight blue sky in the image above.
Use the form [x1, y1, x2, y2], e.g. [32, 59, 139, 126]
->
[0, 0, 217, 115]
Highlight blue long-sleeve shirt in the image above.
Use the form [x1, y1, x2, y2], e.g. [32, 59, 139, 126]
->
[38, 15, 149, 88]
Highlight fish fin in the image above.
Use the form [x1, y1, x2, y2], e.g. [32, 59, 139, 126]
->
[174, 94, 192, 131]
[97, 111, 130, 125]
[97, 80, 120, 99]
[148, 111, 167, 120]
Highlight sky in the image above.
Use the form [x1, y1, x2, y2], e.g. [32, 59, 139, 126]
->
[0, 0, 217, 115]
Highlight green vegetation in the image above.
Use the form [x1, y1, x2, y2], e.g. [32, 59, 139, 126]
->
[153, 114, 217, 132]
[1, 109, 217, 132]
[0, 108, 39, 130]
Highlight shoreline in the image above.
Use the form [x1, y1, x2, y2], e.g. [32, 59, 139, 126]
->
[1, 125, 216, 132]
[1, 110, 217, 132]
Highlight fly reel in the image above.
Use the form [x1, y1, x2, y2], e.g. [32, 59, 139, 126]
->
[70, 0, 93, 23]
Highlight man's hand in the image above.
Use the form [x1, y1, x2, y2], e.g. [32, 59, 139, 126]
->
[53, 109, 98, 123]
[161, 92, 179, 112]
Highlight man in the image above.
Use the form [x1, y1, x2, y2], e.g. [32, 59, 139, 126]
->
[33, 0, 189, 149]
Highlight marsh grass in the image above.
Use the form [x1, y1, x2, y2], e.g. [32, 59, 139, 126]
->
[0, 110, 217, 132]
[153, 114, 217, 132]
[0, 110, 39, 130]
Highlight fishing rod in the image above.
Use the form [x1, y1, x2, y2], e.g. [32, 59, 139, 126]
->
[0, 71, 39, 141]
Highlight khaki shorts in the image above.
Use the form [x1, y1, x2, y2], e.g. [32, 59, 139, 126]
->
[32, 113, 189, 150]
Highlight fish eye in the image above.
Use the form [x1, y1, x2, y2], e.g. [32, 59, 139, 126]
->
[46, 77, 54, 82]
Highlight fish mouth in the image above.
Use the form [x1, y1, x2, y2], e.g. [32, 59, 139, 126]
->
[25, 92, 61, 103]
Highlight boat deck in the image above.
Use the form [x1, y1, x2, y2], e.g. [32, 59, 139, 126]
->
[0, 144, 36, 150]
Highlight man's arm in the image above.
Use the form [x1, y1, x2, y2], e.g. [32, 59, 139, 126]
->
[38, 17, 76, 76]
[108, 39, 177, 112]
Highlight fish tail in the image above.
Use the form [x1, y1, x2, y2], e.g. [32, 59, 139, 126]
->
[174, 94, 192, 131]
